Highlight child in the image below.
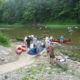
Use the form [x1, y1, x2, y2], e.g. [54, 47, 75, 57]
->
[46, 45, 55, 65]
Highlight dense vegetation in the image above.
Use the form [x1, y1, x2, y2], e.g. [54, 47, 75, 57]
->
[0, 32, 10, 47]
[0, 0, 80, 24]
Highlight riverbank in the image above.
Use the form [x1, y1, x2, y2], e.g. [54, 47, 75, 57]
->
[0, 43, 18, 65]
[0, 27, 80, 62]
[0, 23, 80, 28]
[44, 23, 80, 28]
[0, 23, 25, 28]
[0, 44, 80, 80]
[0, 32, 10, 47]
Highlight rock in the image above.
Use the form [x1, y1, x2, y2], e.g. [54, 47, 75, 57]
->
[0, 58, 5, 61]
[0, 42, 80, 80]
[0, 45, 18, 65]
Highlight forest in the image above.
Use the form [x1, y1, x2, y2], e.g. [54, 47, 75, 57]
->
[0, 0, 80, 24]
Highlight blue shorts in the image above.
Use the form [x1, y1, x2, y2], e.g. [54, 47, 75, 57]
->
[27, 44, 30, 48]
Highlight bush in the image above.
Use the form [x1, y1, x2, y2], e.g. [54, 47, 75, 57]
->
[0, 32, 10, 47]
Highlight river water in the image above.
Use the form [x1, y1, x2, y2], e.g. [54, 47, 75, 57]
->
[0, 27, 80, 46]
[0, 27, 80, 55]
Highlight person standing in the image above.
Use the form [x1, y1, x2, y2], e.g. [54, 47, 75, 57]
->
[26, 36, 31, 48]
[49, 36, 53, 41]
[24, 36, 27, 45]
[45, 37, 50, 48]
[33, 36, 37, 46]
[36, 40, 42, 52]
[46, 45, 55, 65]
[60, 35, 64, 43]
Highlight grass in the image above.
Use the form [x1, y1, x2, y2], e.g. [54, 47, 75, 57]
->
[0, 23, 80, 28]
[44, 23, 80, 28]
[0, 32, 10, 47]
[60, 49, 80, 62]
[0, 23, 26, 28]
[22, 63, 63, 80]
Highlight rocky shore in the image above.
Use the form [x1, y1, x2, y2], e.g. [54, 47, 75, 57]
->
[0, 44, 18, 65]
[0, 48, 80, 80]
[0, 42, 80, 80]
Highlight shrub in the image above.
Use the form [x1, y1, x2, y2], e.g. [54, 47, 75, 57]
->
[0, 32, 10, 47]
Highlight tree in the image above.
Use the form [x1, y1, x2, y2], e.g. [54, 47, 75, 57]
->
[0, 0, 79, 24]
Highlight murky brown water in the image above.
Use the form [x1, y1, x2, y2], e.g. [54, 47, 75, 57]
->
[0, 27, 80, 60]
[0, 27, 80, 46]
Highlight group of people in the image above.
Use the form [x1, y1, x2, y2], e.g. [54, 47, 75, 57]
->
[24, 35, 44, 56]
[24, 35, 64, 65]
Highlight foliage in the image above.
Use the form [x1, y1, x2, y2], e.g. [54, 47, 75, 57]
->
[60, 49, 80, 62]
[0, 0, 4, 8]
[44, 23, 80, 28]
[22, 63, 63, 80]
[0, 0, 79, 24]
[0, 32, 10, 47]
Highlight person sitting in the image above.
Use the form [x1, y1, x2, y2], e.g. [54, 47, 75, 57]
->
[27, 45, 37, 55]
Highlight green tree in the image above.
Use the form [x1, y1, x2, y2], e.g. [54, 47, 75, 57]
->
[0, 0, 79, 24]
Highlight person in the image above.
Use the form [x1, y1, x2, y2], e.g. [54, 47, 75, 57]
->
[24, 36, 27, 45]
[60, 35, 64, 43]
[45, 37, 50, 48]
[30, 35, 34, 41]
[49, 36, 53, 41]
[46, 45, 55, 65]
[67, 27, 73, 35]
[27, 44, 45, 56]
[36, 40, 42, 52]
[32, 36, 37, 45]
[26, 36, 31, 48]
[49, 36, 55, 45]
[27, 45, 38, 55]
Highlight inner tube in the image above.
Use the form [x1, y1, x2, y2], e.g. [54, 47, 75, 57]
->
[16, 38, 24, 41]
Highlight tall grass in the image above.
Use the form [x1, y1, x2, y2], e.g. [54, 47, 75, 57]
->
[0, 23, 25, 28]
[0, 32, 10, 47]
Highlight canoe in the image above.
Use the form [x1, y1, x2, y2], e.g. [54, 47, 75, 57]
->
[51, 39, 71, 43]
[16, 38, 24, 41]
